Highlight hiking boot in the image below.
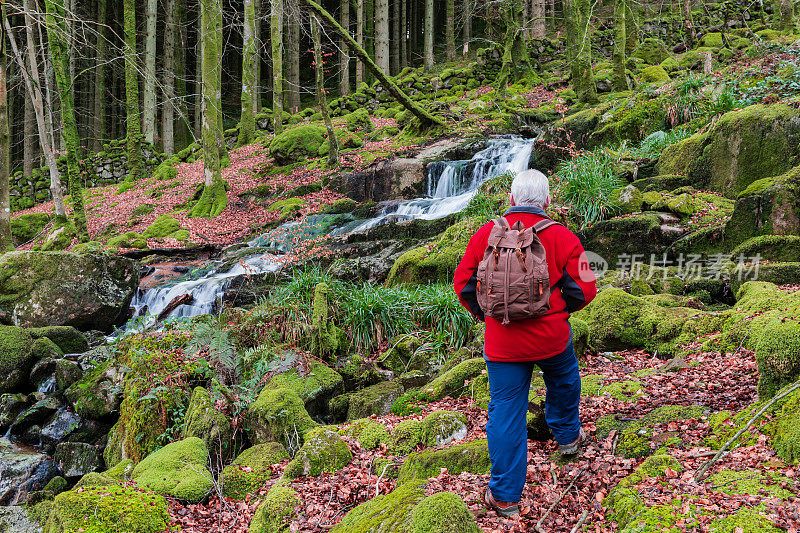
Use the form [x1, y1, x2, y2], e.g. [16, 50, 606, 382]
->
[558, 428, 586, 456]
[483, 488, 520, 518]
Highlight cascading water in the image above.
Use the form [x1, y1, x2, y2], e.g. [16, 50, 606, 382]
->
[125, 135, 536, 327]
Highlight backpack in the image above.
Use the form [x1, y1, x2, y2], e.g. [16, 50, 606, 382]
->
[476, 217, 560, 325]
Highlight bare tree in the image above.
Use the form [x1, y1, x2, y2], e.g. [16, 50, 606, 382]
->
[142, 0, 158, 145]
[311, 15, 337, 167]
[271, 0, 284, 133]
[0, 2, 11, 252]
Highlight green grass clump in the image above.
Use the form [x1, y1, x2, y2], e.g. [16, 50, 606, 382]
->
[552, 149, 623, 227]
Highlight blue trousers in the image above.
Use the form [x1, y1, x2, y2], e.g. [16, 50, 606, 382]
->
[485, 340, 581, 502]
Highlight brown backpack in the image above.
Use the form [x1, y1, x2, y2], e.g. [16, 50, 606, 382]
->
[476, 217, 560, 325]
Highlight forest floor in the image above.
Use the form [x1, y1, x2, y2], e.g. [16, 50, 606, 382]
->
[167, 344, 800, 533]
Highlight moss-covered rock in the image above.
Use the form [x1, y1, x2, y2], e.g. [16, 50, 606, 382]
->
[420, 411, 467, 447]
[222, 443, 289, 500]
[764, 385, 800, 463]
[731, 235, 800, 263]
[389, 419, 425, 456]
[322, 198, 358, 214]
[610, 405, 708, 458]
[0, 325, 33, 393]
[571, 317, 590, 358]
[269, 125, 326, 165]
[247, 386, 317, 449]
[331, 480, 427, 532]
[283, 428, 353, 479]
[10, 212, 51, 247]
[632, 38, 670, 64]
[423, 358, 485, 400]
[28, 326, 88, 354]
[398, 439, 490, 483]
[267, 197, 306, 220]
[131, 436, 213, 502]
[341, 418, 390, 450]
[248, 482, 299, 532]
[409, 492, 480, 533]
[45, 485, 170, 533]
[182, 386, 234, 457]
[379, 335, 425, 374]
[345, 109, 374, 132]
[64, 360, 126, 419]
[611, 185, 643, 215]
[641, 65, 670, 84]
[579, 213, 673, 260]
[107, 232, 147, 249]
[142, 214, 182, 239]
[347, 379, 404, 420]
[264, 361, 344, 418]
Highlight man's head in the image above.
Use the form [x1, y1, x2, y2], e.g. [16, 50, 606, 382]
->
[510, 169, 550, 208]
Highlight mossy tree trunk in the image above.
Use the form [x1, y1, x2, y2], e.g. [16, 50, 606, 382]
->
[624, 1, 638, 56]
[142, 0, 157, 145]
[339, 0, 350, 94]
[355, 0, 364, 85]
[423, 0, 433, 71]
[681, 0, 695, 49]
[532, 0, 546, 38]
[44, 0, 88, 241]
[191, 0, 228, 218]
[300, 0, 445, 127]
[92, 0, 107, 152]
[495, 0, 533, 93]
[23, 67, 36, 178]
[194, 35, 202, 139]
[286, 3, 301, 112]
[271, 0, 284, 133]
[779, 0, 794, 30]
[0, 3, 11, 252]
[311, 15, 338, 167]
[124, 0, 144, 182]
[612, 0, 628, 91]
[375, 0, 389, 72]
[446, 0, 455, 60]
[163, 0, 176, 155]
[565, 0, 597, 104]
[462, 0, 472, 54]
[238, 0, 258, 147]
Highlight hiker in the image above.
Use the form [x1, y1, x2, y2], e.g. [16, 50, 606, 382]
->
[453, 169, 597, 518]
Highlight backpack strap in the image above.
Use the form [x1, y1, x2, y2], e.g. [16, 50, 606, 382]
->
[533, 219, 562, 233]
[487, 218, 509, 248]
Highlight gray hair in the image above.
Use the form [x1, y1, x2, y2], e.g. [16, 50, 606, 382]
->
[511, 169, 550, 207]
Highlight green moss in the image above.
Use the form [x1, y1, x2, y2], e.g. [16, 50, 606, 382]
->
[599, 380, 643, 402]
[571, 317, 590, 359]
[30, 336, 63, 360]
[347, 379, 404, 420]
[41, 217, 76, 251]
[0, 325, 33, 393]
[182, 386, 233, 455]
[331, 480, 427, 532]
[754, 319, 800, 400]
[707, 469, 793, 499]
[708, 508, 783, 533]
[659, 56, 680, 73]
[732, 235, 800, 263]
[423, 358, 486, 400]
[379, 335, 424, 374]
[766, 388, 800, 464]
[189, 180, 228, 219]
[131, 204, 155, 217]
[581, 373, 604, 396]
[108, 232, 147, 249]
[322, 198, 358, 214]
[342, 418, 389, 450]
[614, 405, 707, 458]
[247, 386, 317, 449]
[105, 459, 135, 480]
[248, 482, 298, 533]
[142, 214, 181, 239]
[283, 429, 353, 479]
[269, 125, 326, 164]
[222, 443, 289, 500]
[73, 472, 120, 489]
[345, 109, 373, 132]
[310, 282, 341, 359]
[131, 437, 213, 502]
[389, 419, 425, 456]
[265, 360, 343, 415]
[409, 492, 480, 533]
[632, 38, 670, 64]
[420, 411, 467, 447]
[268, 197, 306, 220]
[10, 213, 51, 245]
[641, 65, 670, 83]
[46, 486, 170, 533]
[398, 439, 490, 484]
[701, 32, 724, 47]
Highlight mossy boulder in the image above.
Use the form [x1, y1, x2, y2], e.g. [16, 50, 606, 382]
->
[379, 335, 426, 374]
[107, 232, 147, 249]
[611, 184, 643, 215]
[264, 360, 344, 418]
[347, 379, 404, 420]
[641, 65, 670, 84]
[131, 436, 213, 502]
[182, 386, 234, 457]
[283, 428, 353, 479]
[397, 439, 491, 483]
[142, 214, 183, 239]
[64, 360, 126, 419]
[222, 443, 289, 500]
[0, 251, 139, 331]
[322, 198, 358, 214]
[0, 325, 33, 393]
[731, 235, 800, 263]
[345, 109, 374, 132]
[10, 213, 51, 247]
[632, 38, 670, 64]
[571, 317, 590, 358]
[45, 485, 170, 533]
[268, 197, 306, 220]
[420, 411, 467, 447]
[423, 358, 486, 400]
[579, 213, 675, 260]
[599, 404, 707, 458]
[331, 480, 427, 532]
[389, 419, 425, 455]
[28, 326, 88, 354]
[754, 319, 800, 400]
[409, 492, 480, 533]
[341, 418, 390, 450]
[269, 125, 326, 165]
[247, 386, 317, 449]
[248, 482, 299, 533]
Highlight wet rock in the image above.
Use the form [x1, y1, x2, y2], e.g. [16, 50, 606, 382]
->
[0, 437, 61, 505]
[332, 158, 426, 202]
[421, 410, 468, 447]
[9, 396, 63, 439]
[40, 409, 83, 453]
[0, 506, 43, 533]
[54, 442, 102, 478]
[0, 393, 29, 431]
[64, 360, 126, 419]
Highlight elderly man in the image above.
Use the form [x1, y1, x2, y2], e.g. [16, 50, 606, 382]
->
[453, 169, 597, 517]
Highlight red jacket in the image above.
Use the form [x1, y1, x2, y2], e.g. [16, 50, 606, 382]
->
[453, 206, 597, 362]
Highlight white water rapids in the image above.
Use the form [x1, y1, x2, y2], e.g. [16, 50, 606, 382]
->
[125, 136, 536, 328]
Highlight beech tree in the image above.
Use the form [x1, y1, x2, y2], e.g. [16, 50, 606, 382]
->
[612, 0, 628, 91]
[123, 0, 143, 182]
[496, 0, 533, 92]
[238, 0, 258, 147]
[423, 0, 433, 71]
[0, 2, 10, 252]
[271, 0, 284, 133]
[375, 0, 389, 72]
[142, 0, 157, 145]
[339, 0, 350, 94]
[565, 0, 597, 103]
[92, 0, 106, 152]
[311, 15, 338, 167]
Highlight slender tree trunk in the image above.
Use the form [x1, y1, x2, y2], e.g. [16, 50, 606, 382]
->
[390, 0, 400, 74]
[375, 0, 389, 72]
[401, 0, 408, 65]
[612, 0, 628, 91]
[174, 0, 190, 148]
[12, 0, 65, 216]
[142, 0, 157, 145]
[423, 0, 433, 70]
[522, 0, 530, 39]
[340, 0, 350, 94]
[92, 0, 107, 152]
[253, 0, 262, 112]
[311, 16, 338, 167]
[124, 0, 144, 181]
[364, 0, 374, 82]
[624, 1, 637, 55]
[532, 0, 545, 38]
[271, 0, 284, 132]
[681, 0, 695, 48]
[163, 0, 176, 155]
[238, 0, 257, 146]
[446, 0, 455, 60]
[779, 0, 794, 30]
[301, 0, 444, 126]
[191, 0, 228, 218]
[463, 0, 472, 54]
[23, 71, 36, 178]
[45, 0, 88, 240]
[566, 0, 597, 104]
[0, 4, 11, 252]
[286, 5, 300, 112]
[194, 22, 202, 139]
[355, 0, 364, 85]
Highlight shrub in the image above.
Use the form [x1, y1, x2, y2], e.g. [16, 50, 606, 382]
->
[552, 149, 623, 227]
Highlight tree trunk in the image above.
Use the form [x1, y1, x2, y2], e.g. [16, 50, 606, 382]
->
[286, 5, 300, 112]
[375, 0, 389, 72]
[423, 0, 433, 70]
[45, 0, 88, 240]
[355, 0, 364, 85]
[12, 0, 65, 216]
[565, 0, 597, 104]
[238, 0, 258, 146]
[271, 0, 284, 133]
[446, 0, 455, 60]
[681, 0, 695, 49]
[300, 0, 444, 127]
[779, 0, 794, 30]
[612, 0, 628, 91]
[254, 0, 262, 112]
[496, 0, 533, 92]
[174, 0, 190, 149]
[364, 0, 374, 82]
[401, 0, 408, 65]
[23, 68, 36, 178]
[311, 16, 338, 167]
[124, 0, 144, 182]
[163, 0, 176, 155]
[92, 0, 107, 152]
[339, 0, 350, 94]
[194, 20, 202, 139]
[391, 0, 400, 74]
[191, 0, 228, 218]
[624, 1, 637, 55]
[531, 0, 545, 38]
[0, 4, 11, 252]
[463, 0, 472, 54]
[522, 0, 530, 39]
[142, 0, 157, 145]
